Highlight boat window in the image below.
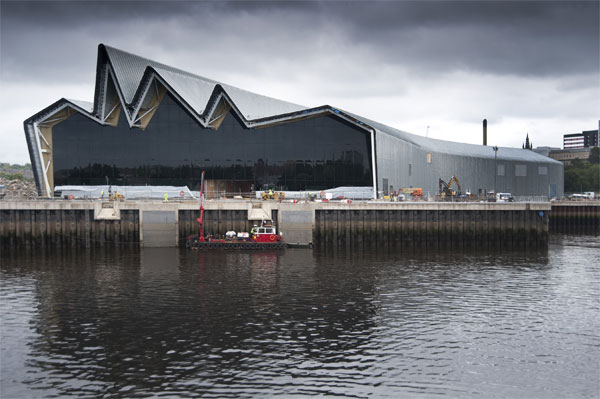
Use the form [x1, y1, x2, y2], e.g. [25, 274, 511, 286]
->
[266, 228, 273, 234]
[259, 228, 266, 234]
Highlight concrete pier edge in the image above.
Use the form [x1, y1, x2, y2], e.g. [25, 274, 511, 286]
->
[1, 200, 598, 248]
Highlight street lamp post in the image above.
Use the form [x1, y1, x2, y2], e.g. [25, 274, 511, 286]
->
[493, 146, 499, 195]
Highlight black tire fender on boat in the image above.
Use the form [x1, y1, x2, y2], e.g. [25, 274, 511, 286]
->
[186, 239, 192, 248]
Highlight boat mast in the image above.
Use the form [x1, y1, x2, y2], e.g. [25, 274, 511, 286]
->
[197, 170, 206, 242]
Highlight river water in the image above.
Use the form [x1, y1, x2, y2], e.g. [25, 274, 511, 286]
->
[1, 235, 599, 398]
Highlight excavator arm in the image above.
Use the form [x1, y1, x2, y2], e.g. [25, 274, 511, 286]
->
[448, 176, 462, 195]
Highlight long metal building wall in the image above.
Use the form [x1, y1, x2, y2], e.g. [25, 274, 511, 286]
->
[375, 131, 564, 198]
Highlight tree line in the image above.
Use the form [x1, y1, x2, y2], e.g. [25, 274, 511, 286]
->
[0, 163, 34, 181]
[564, 147, 600, 194]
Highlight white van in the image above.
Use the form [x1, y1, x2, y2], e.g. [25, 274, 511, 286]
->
[496, 193, 514, 202]
[583, 192, 595, 200]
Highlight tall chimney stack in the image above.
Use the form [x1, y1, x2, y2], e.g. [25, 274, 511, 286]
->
[483, 119, 488, 146]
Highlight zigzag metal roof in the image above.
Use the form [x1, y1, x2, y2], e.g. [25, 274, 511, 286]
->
[29, 44, 560, 165]
[100, 44, 307, 120]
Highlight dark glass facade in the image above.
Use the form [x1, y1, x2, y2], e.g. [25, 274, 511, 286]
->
[52, 94, 373, 191]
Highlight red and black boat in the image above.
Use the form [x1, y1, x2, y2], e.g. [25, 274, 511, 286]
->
[186, 171, 286, 250]
[186, 221, 286, 250]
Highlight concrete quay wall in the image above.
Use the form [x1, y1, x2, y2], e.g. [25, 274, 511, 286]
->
[550, 202, 600, 234]
[0, 200, 558, 248]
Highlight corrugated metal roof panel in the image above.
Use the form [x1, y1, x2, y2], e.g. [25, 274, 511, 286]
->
[66, 99, 94, 113]
[343, 109, 560, 164]
[221, 83, 306, 120]
[104, 45, 306, 119]
[153, 67, 217, 115]
[404, 133, 561, 163]
[104, 45, 211, 104]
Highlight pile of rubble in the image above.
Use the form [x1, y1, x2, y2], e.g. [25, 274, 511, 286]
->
[0, 177, 38, 200]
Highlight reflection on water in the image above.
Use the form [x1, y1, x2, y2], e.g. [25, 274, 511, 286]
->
[1, 237, 599, 398]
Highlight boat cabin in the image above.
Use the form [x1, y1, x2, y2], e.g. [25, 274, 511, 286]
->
[257, 226, 276, 235]
[251, 221, 281, 243]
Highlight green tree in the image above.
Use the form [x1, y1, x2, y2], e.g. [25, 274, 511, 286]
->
[0, 172, 25, 181]
[564, 158, 600, 193]
[589, 147, 599, 164]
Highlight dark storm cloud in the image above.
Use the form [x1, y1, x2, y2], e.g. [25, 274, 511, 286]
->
[214, 1, 599, 76]
[1, 1, 598, 163]
[0, 0, 597, 82]
[323, 1, 599, 76]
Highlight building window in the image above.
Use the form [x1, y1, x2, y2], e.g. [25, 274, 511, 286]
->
[426, 153, 432, 164]
[515, 164, 527, 177]
[538, 166, 548, 175]
[496, 164, 505, 176]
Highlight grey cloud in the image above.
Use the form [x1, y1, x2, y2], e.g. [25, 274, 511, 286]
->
[322, 1, 599, 76]
[1, 1, 597, 84]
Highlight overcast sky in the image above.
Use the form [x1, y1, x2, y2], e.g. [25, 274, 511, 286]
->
[1, 0, 598, 164]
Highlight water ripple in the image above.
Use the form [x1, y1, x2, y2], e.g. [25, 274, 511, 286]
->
[1, 237, 599, 398]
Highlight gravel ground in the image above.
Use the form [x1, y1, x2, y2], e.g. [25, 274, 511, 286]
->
[0, 177, 38, 200]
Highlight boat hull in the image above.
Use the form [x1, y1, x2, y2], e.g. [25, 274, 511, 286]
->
[186, 238, 286, 250]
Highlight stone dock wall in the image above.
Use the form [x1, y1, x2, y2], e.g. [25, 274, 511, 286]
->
[1, 200, 595, 249]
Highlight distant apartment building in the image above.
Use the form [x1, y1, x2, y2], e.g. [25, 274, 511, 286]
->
[563, 129, 599, 149]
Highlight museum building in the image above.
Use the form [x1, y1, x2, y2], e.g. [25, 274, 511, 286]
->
[24, 44, 563, 198]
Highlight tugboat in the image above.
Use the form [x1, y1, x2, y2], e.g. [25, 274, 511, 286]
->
[186, 220, 286, 250]
[186, 171, 286, 250]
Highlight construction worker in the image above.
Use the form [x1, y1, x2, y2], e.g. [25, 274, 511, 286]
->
[164, 193, 168, 202]
[101, 189, 105, 198]
[268, 188, 273, 198]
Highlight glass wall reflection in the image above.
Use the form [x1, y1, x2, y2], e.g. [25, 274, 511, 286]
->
[52, 94, 373, 191]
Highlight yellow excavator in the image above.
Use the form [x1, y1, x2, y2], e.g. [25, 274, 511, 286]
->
[439, 176, 462, 199]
